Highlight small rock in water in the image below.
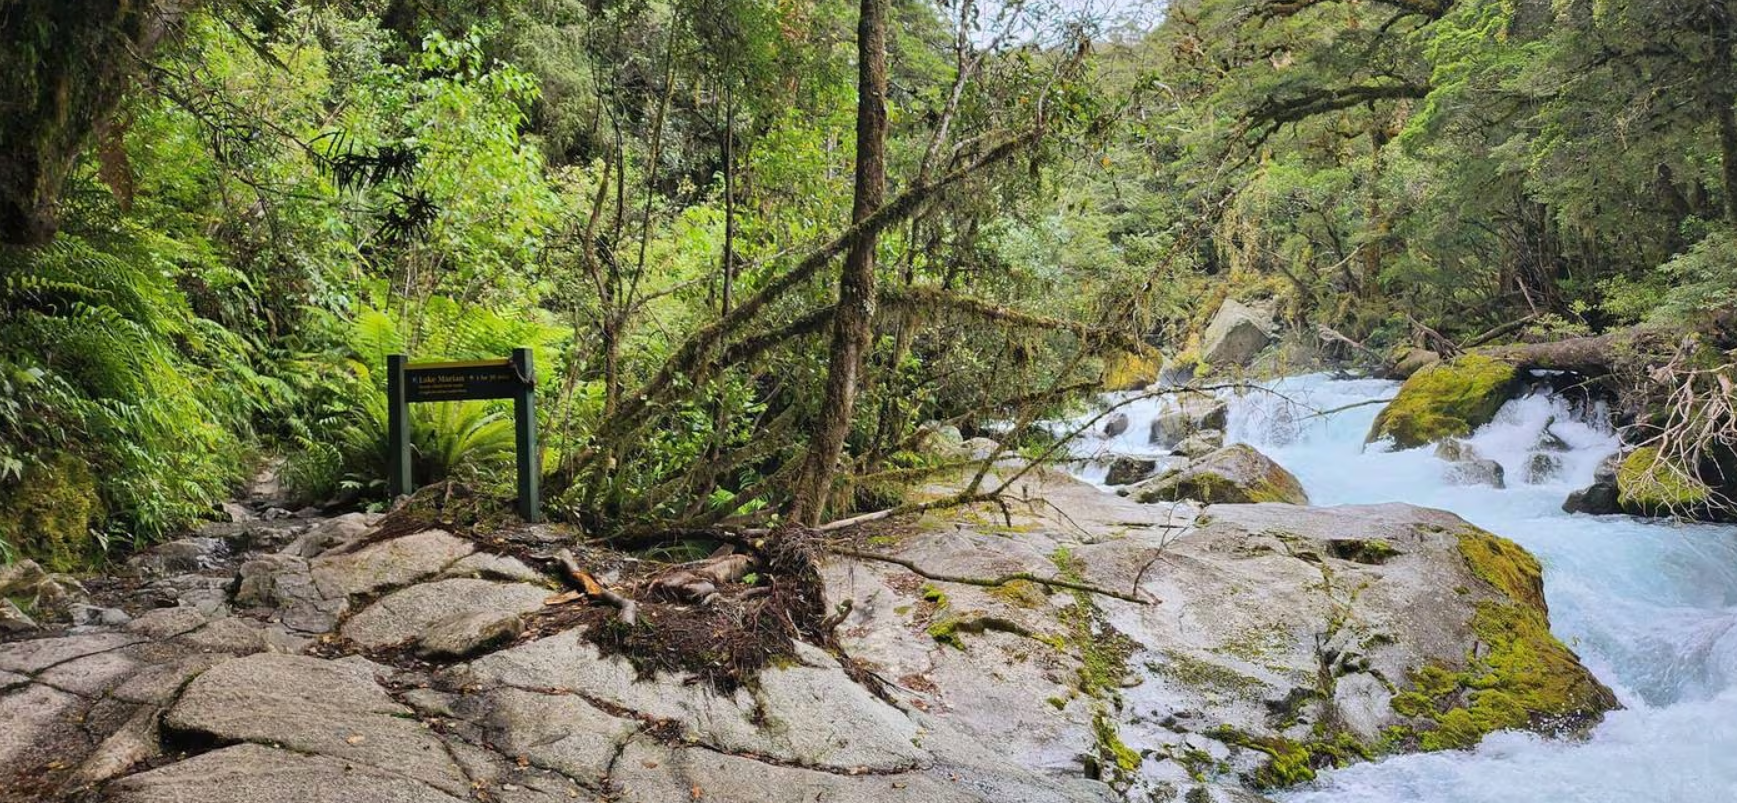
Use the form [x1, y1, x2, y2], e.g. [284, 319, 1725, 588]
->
[1173, 429, 1225, 458]
[1103, 412, 1130, 439]
[1525, 452, 1563, 484]
[1444, 458, 1506, 489]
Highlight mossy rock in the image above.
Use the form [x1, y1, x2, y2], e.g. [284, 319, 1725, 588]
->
[1615, 446, 1711, 515]
[0, 452, 104, 572]
[1387, 527, 1618, 752]
[1130, 444, 1309, 506]
[1367, 355, 1521, 449]
[1103, 348, 1165, 391]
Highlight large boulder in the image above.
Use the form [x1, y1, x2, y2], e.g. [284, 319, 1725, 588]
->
[1129, 444, 1309, 506]
[1368, 355, 1521, 449]
[1615, 446, 1712, 516]
[822, 472, 1615, 799]
[1201, 299, 1275, 368]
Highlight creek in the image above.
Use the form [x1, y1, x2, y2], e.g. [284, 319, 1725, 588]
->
[1074, 374, 1737, 802]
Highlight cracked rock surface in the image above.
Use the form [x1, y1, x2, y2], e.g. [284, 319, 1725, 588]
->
[0, 465, 1609, 803]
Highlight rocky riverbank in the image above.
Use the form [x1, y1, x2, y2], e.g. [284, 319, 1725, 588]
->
[1, 454, 1614, 803]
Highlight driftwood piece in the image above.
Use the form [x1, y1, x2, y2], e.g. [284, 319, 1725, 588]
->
[553, 548, 639, 626]
[651, 553, 758, 606]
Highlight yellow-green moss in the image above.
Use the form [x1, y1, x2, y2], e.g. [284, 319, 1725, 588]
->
[1138, 444, 1309, 506]
[1093, 712, 1143, 774]
[1205, 728, 1315, 789]
[988, 578, 1048, 608]
[1617, 446, 1711, 513]
[0, 453, 103, 572]
[1388, 529, 1617, 751]
[1104, 349, 1165, 391]
[1368, 355, 1520, 449]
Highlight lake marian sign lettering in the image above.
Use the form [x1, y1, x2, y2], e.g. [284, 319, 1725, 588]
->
[386, 348, 541, 522]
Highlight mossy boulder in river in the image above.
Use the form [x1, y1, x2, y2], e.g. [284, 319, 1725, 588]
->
[1615, 446, 1712, 515]
[1368, 355, 1522, 449]
[1129, 443, 1309, 505]
[822, 472, 1616, 799]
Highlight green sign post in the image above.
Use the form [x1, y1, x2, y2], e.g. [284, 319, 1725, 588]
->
[386, 348, 540, 522]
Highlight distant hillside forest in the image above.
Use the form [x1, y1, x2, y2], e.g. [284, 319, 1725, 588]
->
[3, 0, 1734, 566]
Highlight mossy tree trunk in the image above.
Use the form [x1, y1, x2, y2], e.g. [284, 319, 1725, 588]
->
[0, 0, 191, 246]
[788, 0, 889, 526]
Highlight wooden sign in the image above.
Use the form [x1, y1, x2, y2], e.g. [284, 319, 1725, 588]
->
[404, 359, 523, 402]
[386, 349, 541, 522]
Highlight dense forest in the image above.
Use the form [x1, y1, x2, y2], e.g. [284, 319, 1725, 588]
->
[2, 0, 1734, 567]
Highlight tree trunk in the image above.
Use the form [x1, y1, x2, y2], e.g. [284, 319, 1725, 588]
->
[788, 0, 889, 526]
[0, 0, 188, 245]
[1713, 0, 1737, 228]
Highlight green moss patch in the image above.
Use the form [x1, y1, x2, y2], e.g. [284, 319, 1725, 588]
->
[0, 452, 104, 572]
[1387, 528, 1618, 751]
[1616, 446, 1711, 514]
[1368, 355, 1520, 449]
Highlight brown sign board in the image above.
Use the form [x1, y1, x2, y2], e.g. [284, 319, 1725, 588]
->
[405, 359, 523, 402]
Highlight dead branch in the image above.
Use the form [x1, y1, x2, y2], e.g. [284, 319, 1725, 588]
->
[830, 547, 1152, 605]
[882, 285, 1155, 355]
[553, 548, 639, 626]
[1459, 314, 1538, 350]
[1315, 324, 1383, 361]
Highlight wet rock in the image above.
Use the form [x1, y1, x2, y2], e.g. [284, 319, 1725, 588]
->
[1444, 458, 1506, 489]
[163, 653, 468, 795]
[1435, 440, 1505, 489]
[1201, 299, 1275, 368]
[1173, 429, 1225, 458]
[826, 467, 1612, 798]
[1104, 457, 1160, 487]
[1102, 412, 1130, 439]
[1368, 355, 1520, 449]
[1129, 444, 1308, 506]
[0, 559, 87, 621]
[1525, 452, 1563, 485]
[1150, 395, 1231, 449]
[128, 537, 229, 577]
[1564, 453, 1623, 515]
[339, 578, 546, 653]
[103, 744, 466, 803]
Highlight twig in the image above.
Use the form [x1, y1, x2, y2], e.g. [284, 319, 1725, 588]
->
[831, 547, 1153, 605]
[553, 548, 639, 626]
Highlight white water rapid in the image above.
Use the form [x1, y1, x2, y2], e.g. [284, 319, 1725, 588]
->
[1074, 374, 1737, 803]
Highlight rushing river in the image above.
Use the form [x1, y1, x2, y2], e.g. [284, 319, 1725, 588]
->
[1074, 374, 1737, 803]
